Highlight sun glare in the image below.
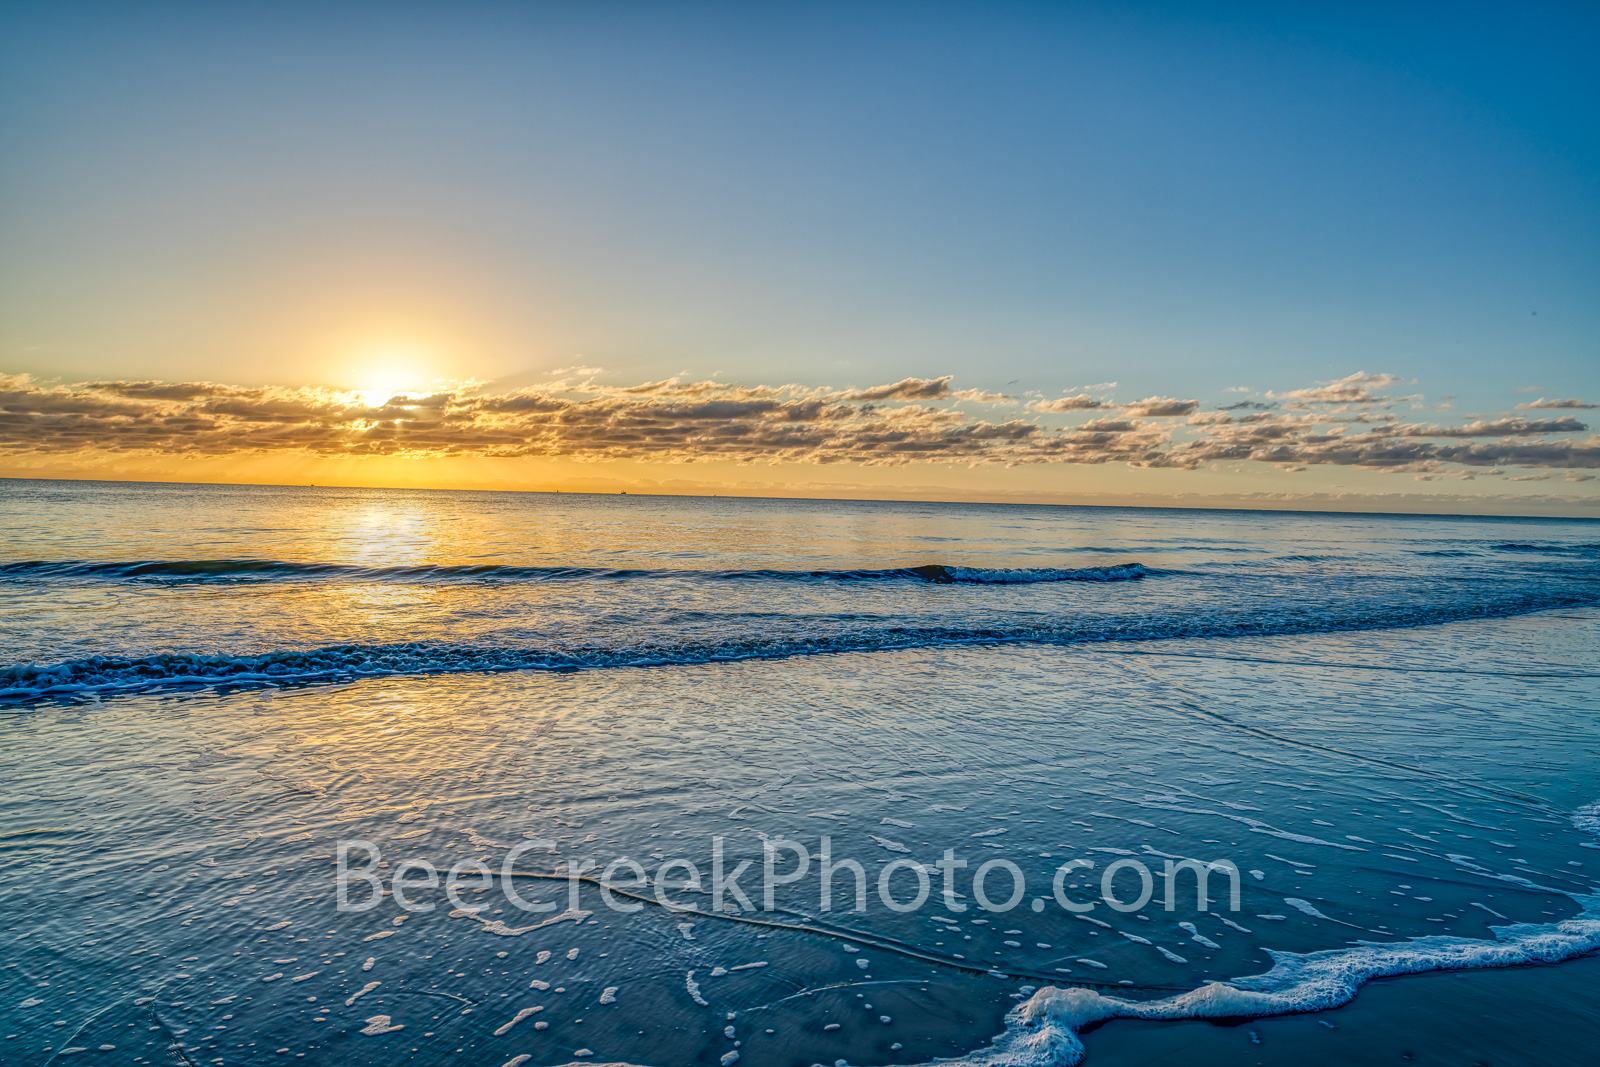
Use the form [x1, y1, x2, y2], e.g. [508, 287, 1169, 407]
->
[350, 348, 429, 407]
[355, 376, 417, 408]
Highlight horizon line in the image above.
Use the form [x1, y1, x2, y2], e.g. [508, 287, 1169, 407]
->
[3, 473, 1596, 523]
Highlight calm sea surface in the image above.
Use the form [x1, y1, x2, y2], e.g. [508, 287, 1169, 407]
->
[2, 479, 1599, 1066]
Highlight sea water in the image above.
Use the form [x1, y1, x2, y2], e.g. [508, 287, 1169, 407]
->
[2, 479, 1598, 1066]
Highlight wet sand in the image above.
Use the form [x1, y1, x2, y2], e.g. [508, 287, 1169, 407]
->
[1083, 952, 1600, 1067]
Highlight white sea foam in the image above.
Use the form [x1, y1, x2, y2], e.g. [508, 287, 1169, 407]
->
[1282, 897, 1366, 929]
[864, 900, 1600, 1067]
[345, 981, 380, 1006]
[469, 908, 592, 937]
[494, 1006, 542, 1035]
[462, 827, 502, 849]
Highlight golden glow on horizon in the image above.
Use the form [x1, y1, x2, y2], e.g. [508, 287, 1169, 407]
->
[3, 447, 1584, 518]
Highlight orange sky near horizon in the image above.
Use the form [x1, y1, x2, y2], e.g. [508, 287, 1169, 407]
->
[5, 446, 1596, 519]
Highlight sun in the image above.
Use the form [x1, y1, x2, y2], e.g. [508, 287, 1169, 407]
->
[350, 349, 429, 407]
[356, 372, 419, 408]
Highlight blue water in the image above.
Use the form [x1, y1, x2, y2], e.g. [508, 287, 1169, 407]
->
[2, 479, 1599, 1066]
[3, 480, 1596, 697]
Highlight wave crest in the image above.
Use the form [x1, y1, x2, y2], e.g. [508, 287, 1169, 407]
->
[0, 559, 1152, 586]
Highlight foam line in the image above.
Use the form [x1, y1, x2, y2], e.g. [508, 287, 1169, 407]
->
[892, 900, 1600, 1067]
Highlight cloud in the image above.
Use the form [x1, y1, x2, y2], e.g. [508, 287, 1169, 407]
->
[0, 370, 1595, 477]
[1389, 416, 1588, 438]
[1152, 412, 1600, 472]
[842, 376, 953, 401]
[1027, 393, 1104, 413]
[1122, 396, 1199, 417]
[611, 377, 791, 401]
[1267, 371, 1404, 405]
[94, 381, 232, 401]
[1515, 397, 1597, 410]
[1029, 394, 1197, 416]
[0, 374, 1027, 466]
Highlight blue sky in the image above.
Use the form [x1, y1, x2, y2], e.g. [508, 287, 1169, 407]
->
[0, 1, 1596, 508]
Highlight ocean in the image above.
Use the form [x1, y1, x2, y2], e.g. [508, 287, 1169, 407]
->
[3, 478, 1598, 1066]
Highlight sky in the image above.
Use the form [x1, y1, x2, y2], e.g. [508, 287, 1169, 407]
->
[1, 1, 1596, 513]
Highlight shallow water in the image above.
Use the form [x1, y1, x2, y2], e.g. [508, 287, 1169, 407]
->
[2, 479, 1598, 1066]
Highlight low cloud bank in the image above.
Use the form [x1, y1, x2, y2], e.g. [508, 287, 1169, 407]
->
[0, 371, 1594, 476]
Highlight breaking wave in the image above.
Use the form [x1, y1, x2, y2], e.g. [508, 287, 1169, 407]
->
[2, 580, 1593, 700]
[0, 558, 1153, 586]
